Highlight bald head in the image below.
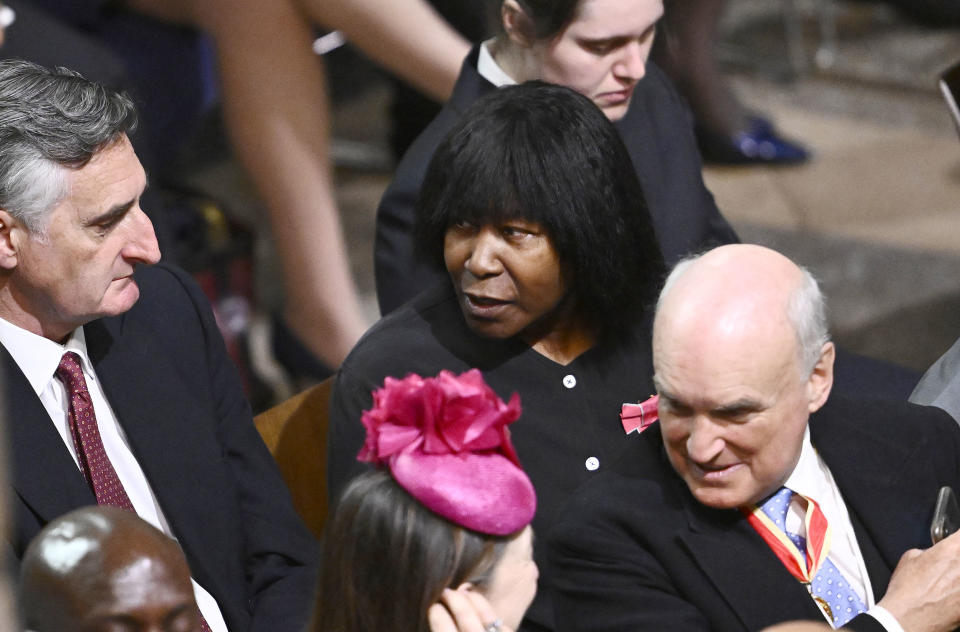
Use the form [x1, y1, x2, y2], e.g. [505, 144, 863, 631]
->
[655, 244, 828, 373]
[21, 507, 201, 632]
[652, 245, 836, 509]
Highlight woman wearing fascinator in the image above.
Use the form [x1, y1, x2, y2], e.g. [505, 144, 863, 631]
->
[316, 369, 538, 632]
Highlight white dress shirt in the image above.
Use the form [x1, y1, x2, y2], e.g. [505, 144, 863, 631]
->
[0, 318, 228, 632]
[782, 427, 903, 632]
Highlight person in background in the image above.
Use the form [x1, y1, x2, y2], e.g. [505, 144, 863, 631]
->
[652, 0, 809, 165]
[120, 0, 470, 371]
[374, 0, 737, 315]
[316, 369, 538, 632]
[21, 506, 203, 632]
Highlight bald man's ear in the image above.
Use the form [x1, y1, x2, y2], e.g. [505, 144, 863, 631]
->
[0, 209, 21, 271]
[502, 0, 537, 48]
[805, 342, 835, 413]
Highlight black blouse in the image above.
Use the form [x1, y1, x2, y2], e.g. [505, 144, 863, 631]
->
[328, 282, 655, 631]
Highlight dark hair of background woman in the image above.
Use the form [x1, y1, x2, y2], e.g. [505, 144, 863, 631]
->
[504, 0, 581, 40]
[415, 81, 665, 342]
[499, 0, 673, 44]
[314, 470, 509, 632]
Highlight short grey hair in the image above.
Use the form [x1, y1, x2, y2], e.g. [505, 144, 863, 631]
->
[788, 266, 831, 374]
[0, 59, 138, 233]
[658, 252, 831, 375]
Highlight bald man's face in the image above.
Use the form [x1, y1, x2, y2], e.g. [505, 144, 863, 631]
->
[654, 313, 828, 510]
[68, 544, 201, 632]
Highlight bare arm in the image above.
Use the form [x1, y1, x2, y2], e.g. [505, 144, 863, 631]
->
[295, 0, 470, 101]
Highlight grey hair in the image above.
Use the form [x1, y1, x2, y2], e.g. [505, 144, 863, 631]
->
[0, 59, 138, 233]
[788, 266, 831, 374]
[658, 252, 830, 375]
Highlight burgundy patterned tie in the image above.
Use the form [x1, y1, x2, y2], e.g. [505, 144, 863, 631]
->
[56, 352, 213, 632]
[56, 352, 135, 510]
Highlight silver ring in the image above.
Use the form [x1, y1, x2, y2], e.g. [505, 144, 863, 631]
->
[484, 619, 503, 632]
[0, 6, 16, 29]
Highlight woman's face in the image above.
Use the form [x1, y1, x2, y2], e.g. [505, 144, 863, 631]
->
[528, 0, 664, 121]
[444, 219, 568, 344]
[483, 526, 538, 630]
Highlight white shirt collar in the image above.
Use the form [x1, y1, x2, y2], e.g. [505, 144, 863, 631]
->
[477, 39, 518, 88]
[0, 317, 91, 395]
[782, 425, 831, 506]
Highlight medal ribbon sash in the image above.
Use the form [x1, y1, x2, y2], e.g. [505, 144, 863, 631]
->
[741, 494, 832, 584]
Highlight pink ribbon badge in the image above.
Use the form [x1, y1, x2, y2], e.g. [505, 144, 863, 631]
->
[620, 394, 659, 435]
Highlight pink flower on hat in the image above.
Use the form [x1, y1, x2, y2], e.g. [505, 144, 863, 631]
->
[357, 369, 535, 536]
[358, 369, 522, 466]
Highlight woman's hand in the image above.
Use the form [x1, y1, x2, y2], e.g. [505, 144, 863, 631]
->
[428, 586, 511, 632]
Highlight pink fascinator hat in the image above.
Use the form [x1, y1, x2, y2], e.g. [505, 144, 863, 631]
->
[358, 369, 536, 536]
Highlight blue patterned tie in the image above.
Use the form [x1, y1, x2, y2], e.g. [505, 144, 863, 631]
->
[760, 487, 867, 627]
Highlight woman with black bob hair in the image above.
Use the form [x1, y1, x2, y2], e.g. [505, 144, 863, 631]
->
[415, 80, 663, 345]
[329, 81, 665, 631]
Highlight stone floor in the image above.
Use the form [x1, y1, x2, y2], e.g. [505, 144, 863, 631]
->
[707, 0, 960, 371]
[186, 0, 960, 389]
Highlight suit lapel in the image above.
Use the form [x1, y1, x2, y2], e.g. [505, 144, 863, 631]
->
[676, 481, 825, 631]
[810, 404, 931, 582]
[84, 317, 233, 596]
[848, 506, 891, 602]
[3, 345, 95, 527]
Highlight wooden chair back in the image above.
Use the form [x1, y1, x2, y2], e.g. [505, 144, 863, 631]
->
[253, 377, 333, 539]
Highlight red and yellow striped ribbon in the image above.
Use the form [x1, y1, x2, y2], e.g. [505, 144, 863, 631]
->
[741, 493, 832, 584]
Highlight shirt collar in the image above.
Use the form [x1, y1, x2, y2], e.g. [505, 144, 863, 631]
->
[782, 425, 831, 505]
[477, 39, 518, 88]
[0, 317, 92, 396]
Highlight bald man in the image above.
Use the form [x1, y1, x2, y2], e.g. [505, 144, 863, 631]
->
[21, 506, 202, 632]
[548, 245, 960, 632]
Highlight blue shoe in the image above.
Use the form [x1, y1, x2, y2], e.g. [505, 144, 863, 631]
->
[697, 116, 810, 166]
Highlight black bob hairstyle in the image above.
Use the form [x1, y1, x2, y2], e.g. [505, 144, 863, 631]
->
[415, 81, 665, 341]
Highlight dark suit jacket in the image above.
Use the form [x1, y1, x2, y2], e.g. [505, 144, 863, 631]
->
[547, 396, 960, 632]
[374, 45, 739, 315]
[2, 264, 318, 631]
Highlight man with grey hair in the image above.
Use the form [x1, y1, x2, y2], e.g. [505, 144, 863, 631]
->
[548, 244, 960, 632]
[0, 59, 317, 630]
